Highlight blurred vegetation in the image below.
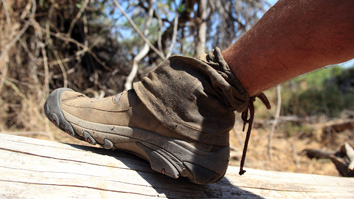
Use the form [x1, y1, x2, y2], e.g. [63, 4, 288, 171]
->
[0, 0, 353, 133]
[0, 0, 269, 133]
[0, 0, 130, 132]
[282, 66, 354, 118]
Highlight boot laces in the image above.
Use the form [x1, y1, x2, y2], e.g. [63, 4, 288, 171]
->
[239, 92, 271, 175]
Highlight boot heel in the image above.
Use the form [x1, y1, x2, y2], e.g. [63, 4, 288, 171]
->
[137, 141, 227, 185]
[183, 162, 223, 184]
[137, 143, 180, 179]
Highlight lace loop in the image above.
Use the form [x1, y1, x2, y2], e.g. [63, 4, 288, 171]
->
[239, 92, 271, 175]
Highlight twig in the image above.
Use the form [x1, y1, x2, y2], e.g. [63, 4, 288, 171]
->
[39, 42, 50, 95]
[155, 11, 164, 55]
[20, 0, 33, 20]
[43, 5, 67, 88]
[124, 0, 155, 90]
[0, 21, 30, 63]
[166, 13, 178, 58]
[125, 60, 139, 90]
[112, 0, 165, 60]
[3, 79, 28, 105]
[48, 48, 87, 66]
[0, 0, 36, 93]
[53, 51, 68, 88]
[3, 76, 37, 89]
[2, 0, 12, 28]
[67, 0, 90, 36]
[0, 0, 36, 63]
[268, 85, 282, 160]
[83, 11, 88, 47]
[19, 39, 36, 60]
[40, 27, 111, 71]
[0, 55, 9, 92]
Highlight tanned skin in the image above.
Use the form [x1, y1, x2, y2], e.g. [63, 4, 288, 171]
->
[222, 0, 354, 96]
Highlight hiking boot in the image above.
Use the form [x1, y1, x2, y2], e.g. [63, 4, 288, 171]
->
[44, 48, 252, 184]
[44, 88, 230, 184]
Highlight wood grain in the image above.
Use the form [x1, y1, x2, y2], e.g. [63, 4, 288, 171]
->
[0, 133, 353, 198]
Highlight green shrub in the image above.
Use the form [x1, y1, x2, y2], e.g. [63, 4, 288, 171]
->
[281, 66, 354, 117]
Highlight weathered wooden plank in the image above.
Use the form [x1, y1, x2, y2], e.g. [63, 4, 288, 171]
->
[0, 133, 353, 199]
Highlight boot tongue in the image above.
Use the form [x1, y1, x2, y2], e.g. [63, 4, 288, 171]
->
[239, 92, 271, 175]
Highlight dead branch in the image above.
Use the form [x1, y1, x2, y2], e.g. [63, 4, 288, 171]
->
[155, 11, 164, 54]
[3, 79, 28, 104]
[166, 13, 178, 58]
[39, 42, 50, 95]
[124, 0, 155, 90]
[38, 26, 111, 71]
[67, 0, 90, 36]
[0, 0, 36, 92]
[300, 149, 332, 159]
[329, 155, 354, 177]
[0, 17, 31, 64]
[342, 142, 354, 170]
[301, 142, 354, 177]
[268, 84, 282, 159]
[113, 0, 165, 60]
[53, 51, 68, 88]
[0, 55, 9, 92]
[323, 119, 354, 133]
[1, 0, 11, 28]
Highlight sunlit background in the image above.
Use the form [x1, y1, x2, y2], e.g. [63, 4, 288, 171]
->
[0, 0, 353, 177]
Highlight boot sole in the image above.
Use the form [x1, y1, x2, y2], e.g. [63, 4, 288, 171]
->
[44, 88, 229, 185]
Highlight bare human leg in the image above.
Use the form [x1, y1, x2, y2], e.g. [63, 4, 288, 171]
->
[222, 0, 354, 96]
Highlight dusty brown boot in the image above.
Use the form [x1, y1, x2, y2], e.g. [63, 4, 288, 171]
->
[44, 48, 250, 185]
